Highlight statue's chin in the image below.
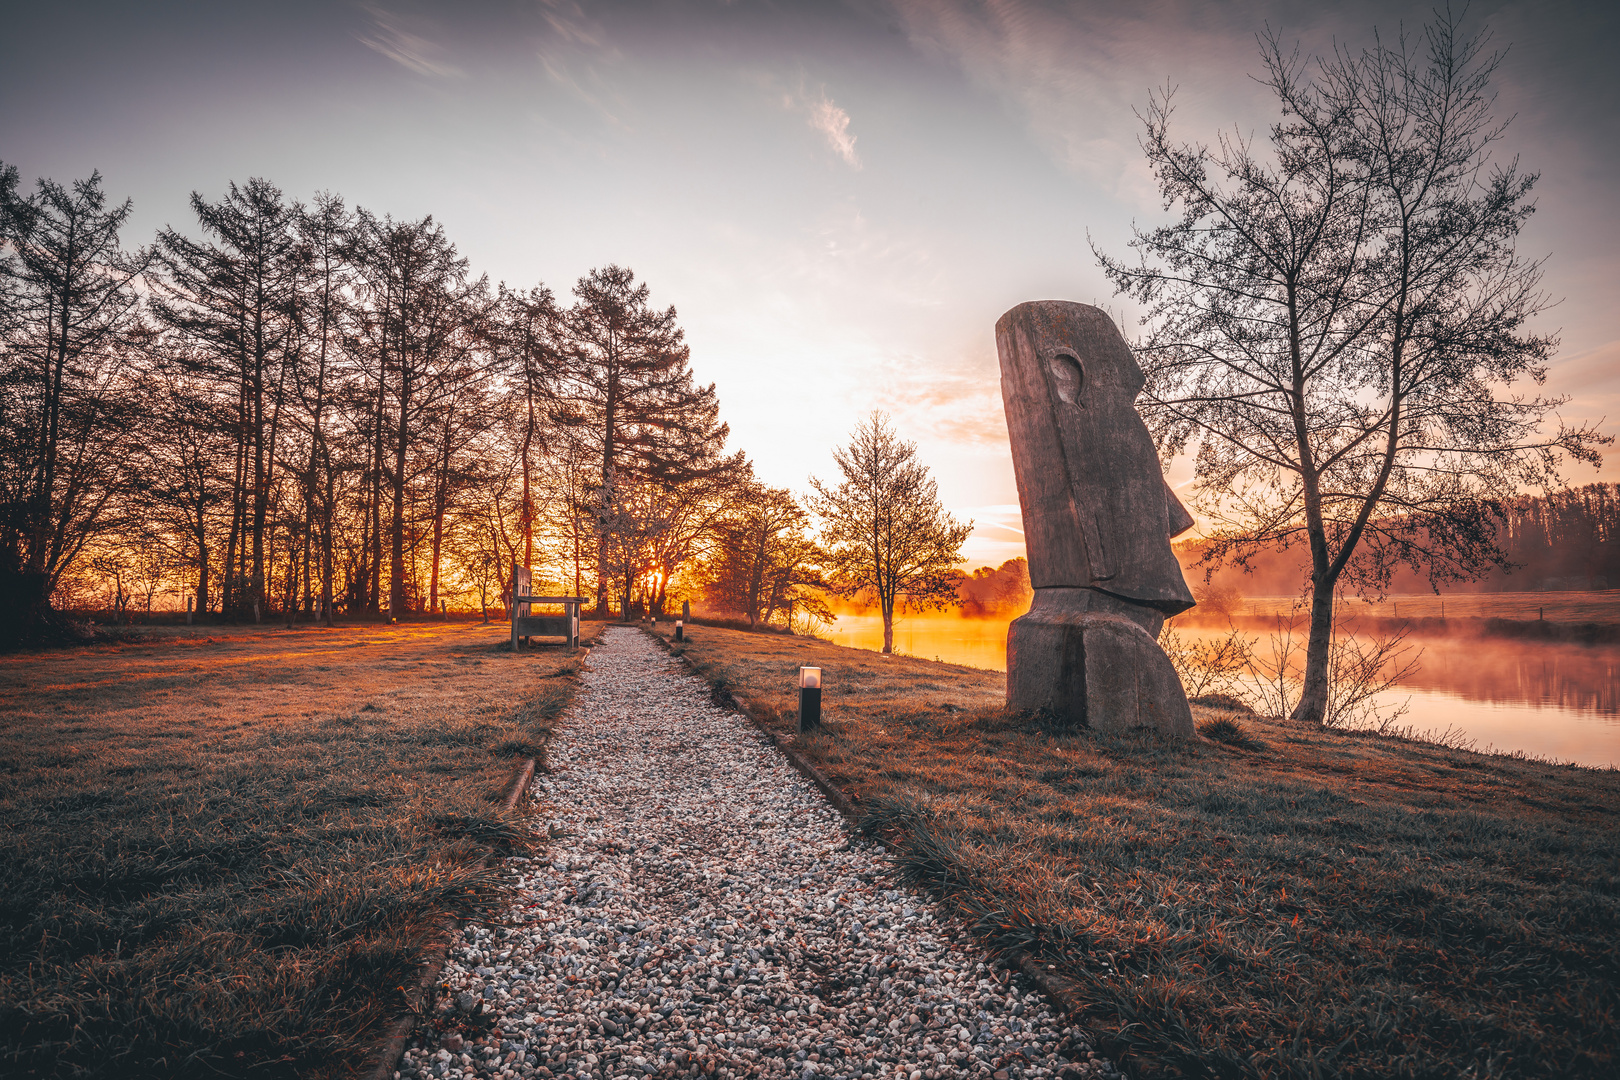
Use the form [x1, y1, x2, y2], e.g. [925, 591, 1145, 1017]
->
[1007, 591, 1195, 737]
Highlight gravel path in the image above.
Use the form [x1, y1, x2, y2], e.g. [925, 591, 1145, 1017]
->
[397, 628, 1112, 1080]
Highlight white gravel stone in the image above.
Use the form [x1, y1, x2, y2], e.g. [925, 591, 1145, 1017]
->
[398, 628, 1116, 1080]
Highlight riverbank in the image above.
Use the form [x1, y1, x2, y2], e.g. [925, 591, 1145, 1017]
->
[1174, 610, 1620, 645]
[0, 621, 599, 1079]
[651, 622, 1620, 1079]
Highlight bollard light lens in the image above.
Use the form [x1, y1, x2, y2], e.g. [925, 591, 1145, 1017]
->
[676, 620, 683, 628]
[799, 666, 821, 689]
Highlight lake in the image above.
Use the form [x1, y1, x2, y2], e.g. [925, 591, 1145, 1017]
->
[818, 605, 1620, 769]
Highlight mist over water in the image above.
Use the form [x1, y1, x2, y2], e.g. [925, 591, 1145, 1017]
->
[822, 615, 1014, 673]
[819, 609, 1620, 769]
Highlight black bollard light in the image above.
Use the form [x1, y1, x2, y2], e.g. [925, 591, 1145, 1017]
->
[674, 620, 684, 642]
[798, 666, 822, 734]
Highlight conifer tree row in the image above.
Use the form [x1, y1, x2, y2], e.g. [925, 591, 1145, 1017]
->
[0, 169, 763, 638]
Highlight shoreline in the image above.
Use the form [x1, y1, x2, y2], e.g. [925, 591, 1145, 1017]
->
[1171, 611, 1620, 645]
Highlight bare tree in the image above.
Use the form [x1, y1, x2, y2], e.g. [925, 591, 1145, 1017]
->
[420, 348, 498, 616]
[290, 193, 353, 625]
[494, 284, 562, 578]
[1096, 10, 1607, 724]
[811, 411, 971, 653]
[640, 459, 749, 615]
[531, 425, 600, 600]
[151, 178, 300, 618]
[0, 168, 150, 639]
[348, 211, 484, 618]
[131, 360, 235, 616]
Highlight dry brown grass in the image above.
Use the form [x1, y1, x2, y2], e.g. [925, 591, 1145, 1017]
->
[0, 620, 601, 1080]
[654, 622, 1620, 1080]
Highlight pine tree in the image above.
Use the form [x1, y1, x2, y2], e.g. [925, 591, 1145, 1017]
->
[556, 265, 734, 612]
[0, 168, 150, 640]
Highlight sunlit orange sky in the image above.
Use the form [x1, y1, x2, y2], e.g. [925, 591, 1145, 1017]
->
[4, 0, 1615, 568]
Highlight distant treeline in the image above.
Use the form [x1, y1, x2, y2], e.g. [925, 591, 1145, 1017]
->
[825, 557, 1033, 619]
[1179, 484, 1620, 595]
[953, 558, 1032, 615]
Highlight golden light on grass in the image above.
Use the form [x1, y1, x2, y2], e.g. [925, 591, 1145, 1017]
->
[0, 621, 600, 1078]
[655, 621, 1620, 1079]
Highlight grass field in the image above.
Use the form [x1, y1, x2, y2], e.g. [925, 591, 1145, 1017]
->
[652, 622, 1620, 1080]
[0, 620, 599, 1080]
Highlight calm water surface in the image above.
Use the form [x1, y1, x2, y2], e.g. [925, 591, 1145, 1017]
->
[820, 614, 1620, 769]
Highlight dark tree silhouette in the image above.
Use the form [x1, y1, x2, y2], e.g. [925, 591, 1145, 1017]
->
[348, 212, 485, 618]
[557, 265, 732, 613]
[1096, 10, 1608, 724]
[0, 168, 150, 640]
[131, 361, 235, 617]
[151, 178, 300, 618]
[494, 283, 562, 576]
[1, 167, 755, 633]
[290, 192, 353, 625]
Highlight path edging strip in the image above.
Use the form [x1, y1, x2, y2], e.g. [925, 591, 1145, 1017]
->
[645, 628, 1098, 1047]
[362, 645, 590, 1080]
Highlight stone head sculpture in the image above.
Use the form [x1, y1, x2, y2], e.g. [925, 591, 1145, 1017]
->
[997, 301, 1197, 734]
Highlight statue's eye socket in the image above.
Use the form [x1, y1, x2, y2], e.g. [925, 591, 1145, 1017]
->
[1047, 352, 1083, 405]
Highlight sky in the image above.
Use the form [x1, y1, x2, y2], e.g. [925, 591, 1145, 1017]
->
[3, 0, 1616, 568]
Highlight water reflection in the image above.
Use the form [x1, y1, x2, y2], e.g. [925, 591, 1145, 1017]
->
[1398, 639, 1618, 715]
[818, 614, 1620, 768]
[821, 615, 1012, 673]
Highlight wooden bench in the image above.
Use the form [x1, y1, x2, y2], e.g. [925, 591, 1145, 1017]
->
[510, 564, 585, 650]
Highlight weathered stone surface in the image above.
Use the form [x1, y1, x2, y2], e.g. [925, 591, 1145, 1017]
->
[1006, 589, 1193, 734]
[997, 300, 1196, 735]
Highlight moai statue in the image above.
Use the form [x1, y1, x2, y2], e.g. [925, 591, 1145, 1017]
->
[997, 301, 1197, 735]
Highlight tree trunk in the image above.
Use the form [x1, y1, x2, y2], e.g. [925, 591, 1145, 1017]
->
[320, 487, 335, 628]
[367, 352, 387, 614]
[390, 391, 409, 618]
[0, 572, 52, 644]
[1291, 580, 1336, 725]
[430, 480, 447, 618]
[249, 344, 268, 618]
[225, 422, 245, 615]
[881, 597, 895, 654]
[521, 394, 535, 574]
[596, 372, 618, 615]
[195, 521, 210, 617]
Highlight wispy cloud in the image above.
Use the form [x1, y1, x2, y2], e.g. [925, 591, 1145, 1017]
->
[356, 4, 463, 78]
[536, 0, 606, 48]
[530, 0, 627, 126]
[766, 75, 865, 169]
[887, 371, 1007, 446]
[807, 95, 862, 169]
[889, 0, 1258, 203]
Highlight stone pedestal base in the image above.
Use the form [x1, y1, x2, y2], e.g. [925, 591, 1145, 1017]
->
[1007, 588, 1194, 736]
